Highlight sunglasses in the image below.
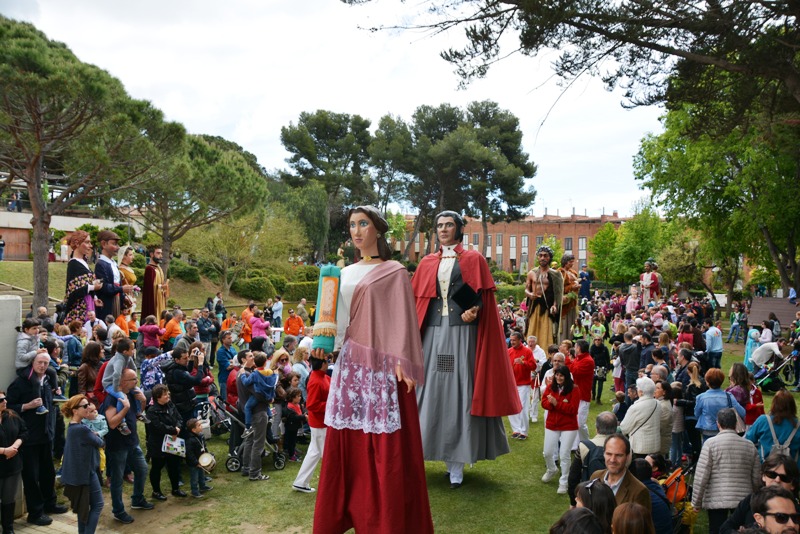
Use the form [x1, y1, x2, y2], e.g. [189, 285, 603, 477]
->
[764, 470, 795, 484]
[584, 478, 599, 495]
[279, 358, 289, 362]
[0, 398, 6, 403]
[77, 403, 90, 409]
[764, 512, 800, 525]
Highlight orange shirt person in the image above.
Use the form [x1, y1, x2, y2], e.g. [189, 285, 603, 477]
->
[284, 309, 305, 337]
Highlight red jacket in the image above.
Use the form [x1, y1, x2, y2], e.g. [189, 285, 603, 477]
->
[225, 368, 239, 410]
[569, 352, 595, 403]
[306, 370, 330, 428]
[541, 383, 580, 431]
[508, 344, 536, 386]
[93, 360, 110, 404]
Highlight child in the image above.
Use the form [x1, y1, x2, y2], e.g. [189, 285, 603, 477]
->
[611, 391, 625, 416]
[745, 372, 765, 429]
[570, 318, 584, 342]
[101, 337, 148, 435]
[240, 352, 278, 438]
[611, 341, 624, 392]
[185, 418, 213, 498]
[283, 387, 306, 462]
[82, 402, 109, 485]
[138, 315, 166, 349]
[670, 383, 684, 469]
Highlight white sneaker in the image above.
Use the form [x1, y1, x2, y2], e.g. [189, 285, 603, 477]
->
[541, 470, 558, 483]
[292, 485, 316, 494]
[532, 417, 538, 423]
[557, 483, 567, 494]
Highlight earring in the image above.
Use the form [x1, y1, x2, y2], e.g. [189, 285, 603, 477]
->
[377, 233, 382, 238]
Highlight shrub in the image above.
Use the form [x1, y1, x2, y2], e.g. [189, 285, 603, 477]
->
[231, 277, 277, 302]
[168, 259, 200, 283]
[132, 267, 144, 282]
[247, 269, 266, 278]
[268, 274, 288, 294]
[493, 271, 515, 285]
[325, 253, 340, 264]
[283, 281, 319, 302]
[293, 265, 320, 282]
[496, 284, 526, 304]
[167, 298, 177, 309]
[131, 253, 146, 269]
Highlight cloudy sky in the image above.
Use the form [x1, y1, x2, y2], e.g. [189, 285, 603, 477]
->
[1, 0, 664, 217]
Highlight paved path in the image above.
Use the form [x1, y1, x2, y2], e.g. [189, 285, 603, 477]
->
[14, 511, 119, 534]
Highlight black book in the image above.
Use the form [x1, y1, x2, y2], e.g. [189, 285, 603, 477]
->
[452, 283, 480, 310]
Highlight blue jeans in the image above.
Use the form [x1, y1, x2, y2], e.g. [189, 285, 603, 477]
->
[670, 432, 683, 468]
[707, 351, 723, 369]
[190, 466, 206, 496]
[726, 324, 741, 343]
[107, 445, 148, 516]
[625, 370, 638, 401]
[78, 471, 104, 534]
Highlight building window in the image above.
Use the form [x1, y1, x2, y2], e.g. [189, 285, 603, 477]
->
[473, 233, 480, 251]
[564, 237, 573, 253]
[536, 235, 543, 246]
[578, 236, 587, 261]
[521, 235, 529, 248]
[496, 233, 503, 269]
[485, 234, 492, 259]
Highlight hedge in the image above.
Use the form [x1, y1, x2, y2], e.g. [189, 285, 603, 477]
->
[496, 284, 526, 303]
[231, 277, 277, 302]
[168, 259, 200, 283]
[293, 265, 320, 282]
[268, 274, 288, 294]
[283, 281, 319, 302]
[493, 271, 516, 285]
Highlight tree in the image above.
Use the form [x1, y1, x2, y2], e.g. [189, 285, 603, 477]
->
[587, 222, 619, 286]
[635, 107, 800, 293]
[608, 203, 664, 287]
[270, 178, 330, 261]
[280, 110, 374, 259]
[112, 135, 267, 276]
[0, 16, 184, 307]
[369, 115, 413, 212]
[176, 209, 308, 297]
[344, 1, 800, 110]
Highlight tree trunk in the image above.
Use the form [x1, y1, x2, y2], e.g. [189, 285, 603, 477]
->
[26, 161, 52, 309]
[481, 216, 489, 259]
[402, 213, 424, 262]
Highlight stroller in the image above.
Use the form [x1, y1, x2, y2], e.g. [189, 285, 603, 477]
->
[196, 390, 232, 438]
[224, 401, 286, 472]
[661, 462, 697, 534]
[755, 351, 797, 392]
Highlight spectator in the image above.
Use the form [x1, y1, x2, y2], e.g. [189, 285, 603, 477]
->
[589, 434, 652, 510]
[102, 369, 153, 524]
[61, 395, 104, 534]
[747, 390, 800, 461]
[272, 296, 283, 328]
[237, 351, 270, 481]
[508, 332, 536, 440]
[145, 385, 184, 500]
[184, 418, 212, 498]
[695, 368, 745, 443]
[589, 336, 611, 404]
[721, 453, 800, 533]
[568, 411, 619, 506]
[0, 389, 26, 533]
[692, 408, 761, 534]
[574, 479, 616, 534]
[196, 308, 216, 360]
[630, 459, 672, 534]
[611, 502, 655, 534]
[653, 380, 674, 456]
[750, 486, 799, 534]
[216, 331, 237, 401]
[283, 308, 305, 337]
[549, 508, 605, 534]
[569, 339, 596, 446]
[162, 347, 211, 432]
[292, 355, 330, 494]
[541, 365, 581, 494]
[6, 353, 68, 526]
[619, 377, 661, 458]
[704, 318, 724, 369]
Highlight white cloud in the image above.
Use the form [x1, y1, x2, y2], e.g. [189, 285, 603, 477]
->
[3, 0, 664, 216]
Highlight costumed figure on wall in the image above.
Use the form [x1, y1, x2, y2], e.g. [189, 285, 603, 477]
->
[559, 253, 580, 343]
[64, 231, 103, 324]
[313, 206, 432, 534]
[525, 245, 564, 346]
[94, 230, 132, 319]
[141, 245, 168, 321]
[412, 211, 521, 489]
[117, 244, 138, 313]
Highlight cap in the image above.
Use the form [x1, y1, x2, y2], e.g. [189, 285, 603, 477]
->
[97, 230, 121, 242]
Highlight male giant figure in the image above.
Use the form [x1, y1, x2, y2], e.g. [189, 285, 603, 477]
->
[141, 246, 168, 321]
[525, 245, 563, 346]
[640, 260, 660, 304]
[412, 211, 520, 489]
[95, 230, 132, 319]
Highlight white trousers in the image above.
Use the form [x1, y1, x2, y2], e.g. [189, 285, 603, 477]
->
[543, 428, 577, 486]
[529, 386, 541, 422]
[573, 400, 590, 449]
[292, 426, 326, 489]
[446, 462, 464, 484]
[508, 385, 531, 435]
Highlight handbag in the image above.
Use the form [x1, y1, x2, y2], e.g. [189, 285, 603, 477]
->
[161, 434, 186, 457]
[726, 392, 747, 434]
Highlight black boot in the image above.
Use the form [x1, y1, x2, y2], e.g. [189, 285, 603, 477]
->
[2, 502, 16, 534]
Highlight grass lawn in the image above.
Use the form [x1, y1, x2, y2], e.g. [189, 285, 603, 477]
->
[146, 348, 764, 533]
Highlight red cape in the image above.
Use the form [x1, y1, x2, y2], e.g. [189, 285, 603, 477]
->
[412, 244, 522, 418]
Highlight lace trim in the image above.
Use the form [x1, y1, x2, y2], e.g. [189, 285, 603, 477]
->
[324, 339, 402, 434]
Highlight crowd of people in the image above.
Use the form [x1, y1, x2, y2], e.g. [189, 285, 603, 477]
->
[5, 215, 800, 534]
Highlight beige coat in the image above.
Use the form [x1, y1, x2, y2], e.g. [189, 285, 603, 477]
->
[619, 395, 661, 455]
[657, 398, 674, 456]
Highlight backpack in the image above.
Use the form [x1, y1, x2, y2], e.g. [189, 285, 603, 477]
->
[580, 440, 606, 481]
[766, 415, 800, 459]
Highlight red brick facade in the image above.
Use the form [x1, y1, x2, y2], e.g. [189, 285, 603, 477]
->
[397, 212, 626, 271]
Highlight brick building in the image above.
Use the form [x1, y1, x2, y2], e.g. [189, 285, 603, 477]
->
[398, 211, 627, 272]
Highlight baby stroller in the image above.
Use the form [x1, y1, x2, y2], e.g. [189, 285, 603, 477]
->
[755, 352, 796, 392]
[196, 390, 232, 438]
[223, 401, 285, 472]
